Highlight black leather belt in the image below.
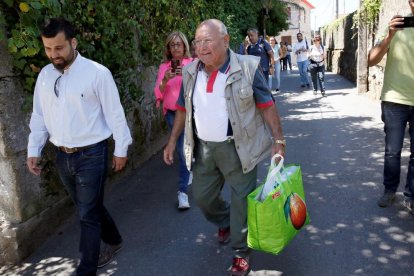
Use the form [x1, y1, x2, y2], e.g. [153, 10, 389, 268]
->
[58, 140, 105, 154]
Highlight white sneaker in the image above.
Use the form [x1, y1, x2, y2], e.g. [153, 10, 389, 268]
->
[177, 192, 190, 209]
[188, 172, 193, 185]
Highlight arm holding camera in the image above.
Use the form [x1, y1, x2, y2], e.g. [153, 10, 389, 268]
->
[159, 68, 176, 92]
[368, 15, 404, 66]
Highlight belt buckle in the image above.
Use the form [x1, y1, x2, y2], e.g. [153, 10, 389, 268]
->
[62, 147, 77, 154]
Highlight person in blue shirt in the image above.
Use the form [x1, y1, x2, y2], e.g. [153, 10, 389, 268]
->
[246, 28, 275, 81]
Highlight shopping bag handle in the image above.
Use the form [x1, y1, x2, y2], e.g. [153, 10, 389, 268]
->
[268, 154, 284, 178]
[256, 154, 285, 201]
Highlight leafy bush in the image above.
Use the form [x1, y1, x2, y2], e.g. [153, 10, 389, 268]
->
[0, 0, 287, 104]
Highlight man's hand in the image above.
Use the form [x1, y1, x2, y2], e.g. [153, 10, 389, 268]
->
[271, 144, 285, 160]
[163, 141, 176, 165]
[388, 15, 404, 35]
[112, 156, 127, 172]
[27, 157, 42, 176]
[368, 15, 404, 67]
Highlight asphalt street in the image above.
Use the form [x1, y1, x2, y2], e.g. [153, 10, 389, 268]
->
[2, 68, 414, 276]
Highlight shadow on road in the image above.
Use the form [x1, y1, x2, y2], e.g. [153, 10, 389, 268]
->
[2, 71, 413, 276]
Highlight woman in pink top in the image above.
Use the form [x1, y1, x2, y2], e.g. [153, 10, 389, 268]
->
[154, 31, 192, 209]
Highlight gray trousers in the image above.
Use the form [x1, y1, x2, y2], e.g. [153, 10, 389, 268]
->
[192, 138, 257, 257]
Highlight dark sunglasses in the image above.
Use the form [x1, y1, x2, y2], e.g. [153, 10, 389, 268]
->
[54, 75, 62, 97]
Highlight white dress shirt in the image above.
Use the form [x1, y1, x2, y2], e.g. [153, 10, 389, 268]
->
[293, 40, 309, 62]
[28, 53, 132, 157]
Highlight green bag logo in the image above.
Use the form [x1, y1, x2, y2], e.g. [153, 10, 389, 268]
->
[284, 193, 307, 230]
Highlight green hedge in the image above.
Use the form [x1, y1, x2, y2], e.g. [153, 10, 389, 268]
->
[0, 0, 287, 103]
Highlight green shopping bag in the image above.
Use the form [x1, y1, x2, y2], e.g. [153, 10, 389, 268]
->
[247, 154, 310, 255]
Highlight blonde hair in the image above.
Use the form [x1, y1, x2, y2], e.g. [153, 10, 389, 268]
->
[163, 31, 191, 62]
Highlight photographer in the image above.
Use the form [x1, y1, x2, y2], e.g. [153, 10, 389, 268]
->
[368, 0, 414, 214]
[154, 31, 193, 209]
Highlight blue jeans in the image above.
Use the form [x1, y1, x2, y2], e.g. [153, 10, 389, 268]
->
[309, 64, 326, 91]
[297, 60, 309, 86]
[165, 110, 190, 193]
[286, 54, 292, 70]
[268, 62, 281, 90]
[56, 140, 122, 276]
[381, 101, 414, 199]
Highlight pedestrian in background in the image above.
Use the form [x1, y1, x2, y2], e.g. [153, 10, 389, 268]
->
[308, 35, 326, 96]
[280, 42, 287, 70]
[293, 32, 310, 88]
[27, 18, 132, 275]
[285, 41, 293, 71]
[154, 31, 192, 209]
[269, 36, 282, 93]
[238, 35, 250, 55]
[246, 28, 275, 82]
[368, 0, 414, 214]
[163, 19, 285, 275]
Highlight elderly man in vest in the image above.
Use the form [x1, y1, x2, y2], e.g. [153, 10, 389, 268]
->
[163, 19, 285, 276]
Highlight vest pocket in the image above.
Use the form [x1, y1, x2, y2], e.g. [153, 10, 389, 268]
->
[238, 85, 255, 113]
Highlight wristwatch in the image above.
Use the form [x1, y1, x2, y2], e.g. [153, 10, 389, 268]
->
[270, 137, 286, 146]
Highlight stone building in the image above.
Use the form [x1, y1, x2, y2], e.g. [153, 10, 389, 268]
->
[275, 0, 315, 64]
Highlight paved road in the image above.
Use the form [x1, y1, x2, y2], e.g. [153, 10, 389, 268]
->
[2, 69, 414, 276]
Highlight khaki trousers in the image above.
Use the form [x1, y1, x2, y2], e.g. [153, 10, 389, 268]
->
[192, 138, 257, 257]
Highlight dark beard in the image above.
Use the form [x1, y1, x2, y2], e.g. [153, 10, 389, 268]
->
[51, 48, 75, 70]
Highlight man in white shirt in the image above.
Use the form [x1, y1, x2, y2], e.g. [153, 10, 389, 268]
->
[27, 18, 132, 275]
[292, 33, 310, 88]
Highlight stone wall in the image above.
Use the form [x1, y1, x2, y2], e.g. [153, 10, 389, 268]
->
[0, 25, 167, 264]
[322, 12, 358, 83]
[320, 0, 408, 100]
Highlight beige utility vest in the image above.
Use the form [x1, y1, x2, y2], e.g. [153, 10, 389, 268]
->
[181, 50, 272, 173]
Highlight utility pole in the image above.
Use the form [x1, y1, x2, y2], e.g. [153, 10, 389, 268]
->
[336, 0, 339, 19]
[357, 0, 368, 94]
[343, 0, 346, 15]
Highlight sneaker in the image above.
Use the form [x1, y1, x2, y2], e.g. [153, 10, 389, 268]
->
[177, 192, 190, 209]
[218, 227, 230, 244]
[402, 198, 414, 214]
[321, 90, 326, 96]
[306, 83, 310, 88]
[313, 90, 317, 95]
[228, 256, 250, 276]
[377, 192, 396, 208]
[97, 242, 123, 268]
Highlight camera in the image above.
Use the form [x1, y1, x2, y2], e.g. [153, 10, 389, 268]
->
[402, 16, 414, 28]
[171, 59, 180, 73]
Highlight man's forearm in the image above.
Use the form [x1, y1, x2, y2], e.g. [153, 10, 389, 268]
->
[261, 105, 284, 140]
[368, 34, 394, 67]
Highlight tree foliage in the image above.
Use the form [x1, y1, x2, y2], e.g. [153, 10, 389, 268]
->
[257, 0, 289, 37]
[0, 0, 288, 103]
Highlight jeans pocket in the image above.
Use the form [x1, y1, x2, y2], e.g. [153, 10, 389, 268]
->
[81, 145, 104, 159]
